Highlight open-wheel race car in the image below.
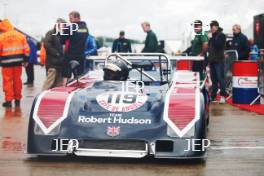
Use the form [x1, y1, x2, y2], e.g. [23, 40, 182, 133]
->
[27, 53, 210, 159]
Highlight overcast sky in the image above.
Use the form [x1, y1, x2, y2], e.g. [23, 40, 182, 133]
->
[0, 0, 263, 41]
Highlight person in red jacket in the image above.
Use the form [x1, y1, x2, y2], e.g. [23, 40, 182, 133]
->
[0, 19, 30, 108]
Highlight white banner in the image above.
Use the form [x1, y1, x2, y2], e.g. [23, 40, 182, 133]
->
[232, 76, 258, 89]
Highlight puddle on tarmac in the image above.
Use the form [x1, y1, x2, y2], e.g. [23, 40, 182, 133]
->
[1, 137, 25, 152]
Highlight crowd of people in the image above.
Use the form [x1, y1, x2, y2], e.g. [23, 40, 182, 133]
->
[0, 11, 259, 107]
[185, 20, 254, 103]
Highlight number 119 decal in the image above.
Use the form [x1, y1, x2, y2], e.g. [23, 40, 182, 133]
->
[96, 92, 148, 112]
[107, 94, 137, 104]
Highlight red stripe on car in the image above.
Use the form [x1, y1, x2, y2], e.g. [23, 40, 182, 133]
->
[37, 90, 74, 129]
[168, 87, 196, 130]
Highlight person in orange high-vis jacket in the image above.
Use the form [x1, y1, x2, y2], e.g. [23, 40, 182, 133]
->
[0, 19, 30, 108]
[39, 42, 46, 66]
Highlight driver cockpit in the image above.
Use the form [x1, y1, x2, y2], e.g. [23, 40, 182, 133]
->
[103, 59, 130, 81]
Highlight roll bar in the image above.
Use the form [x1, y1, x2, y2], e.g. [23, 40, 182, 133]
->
[105, 53, 171, 82]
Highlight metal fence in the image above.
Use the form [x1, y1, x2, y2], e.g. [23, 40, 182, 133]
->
[250, 59, 264, 105]
[258, 59, 264, 96]
[224, 50, 238, 92]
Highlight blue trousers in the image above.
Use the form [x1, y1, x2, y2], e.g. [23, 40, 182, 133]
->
[209, 62, 227, 98]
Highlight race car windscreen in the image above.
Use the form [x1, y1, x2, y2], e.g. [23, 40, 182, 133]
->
[106, 55, 170, 82]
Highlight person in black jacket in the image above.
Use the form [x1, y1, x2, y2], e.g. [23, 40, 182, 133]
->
[208, 21, 228, 103]
[42, 18, 66, 90]
[112, 31, 132, 53]
[60, 11, 88, 79]
[231, 24, 250, 60]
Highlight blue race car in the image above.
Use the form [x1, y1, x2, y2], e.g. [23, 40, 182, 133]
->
[27, 53, 210, 159]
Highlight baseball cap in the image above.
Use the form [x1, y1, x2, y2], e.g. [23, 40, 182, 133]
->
[194, 20, 203, 26]
[210, 20, 219, 27]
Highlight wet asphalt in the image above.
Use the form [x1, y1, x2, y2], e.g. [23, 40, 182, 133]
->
[0, 66, 264, 176]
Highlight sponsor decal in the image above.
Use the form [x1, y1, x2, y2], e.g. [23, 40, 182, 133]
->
[96, 91, 148, 112]
[233, 76, 258, 88]
[78, 114, 152, 125]
[106, 126, 120, 137]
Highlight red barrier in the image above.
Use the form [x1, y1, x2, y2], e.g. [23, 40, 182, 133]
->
[176, 60, 193, 71]
[232, 61, 259, 104]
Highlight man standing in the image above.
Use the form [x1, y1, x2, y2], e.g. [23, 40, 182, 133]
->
[112, 31, 132, 53]
[0, 19, 30, 107]
[84, 29, 98, 71]
[231, 24, 250, 60]
[60, 11, 88, 78]
[24, 37, 38, 86]
[42, 18, 66, 91]
[84, 30, 97, 57]
[141, 22, 158, 53]
[189, 20, 208, 74]
[208, 20, 228, 103]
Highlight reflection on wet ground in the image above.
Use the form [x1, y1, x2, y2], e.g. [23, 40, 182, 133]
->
[0, 66, 264, 176]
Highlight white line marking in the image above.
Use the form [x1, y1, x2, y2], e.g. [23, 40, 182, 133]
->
[211, 146, 264, 150]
